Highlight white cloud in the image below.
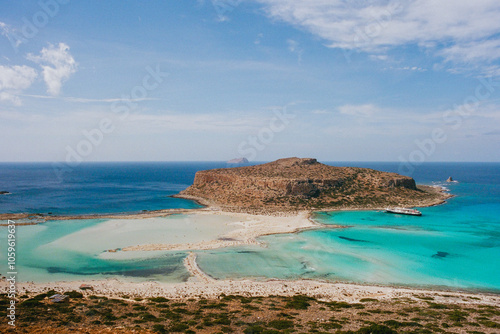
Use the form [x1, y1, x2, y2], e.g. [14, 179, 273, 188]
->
[0, 108, 269, 136]
[21, 94, 159, 104]
[287, 39, 299, 52]
[287, 39, 303, 62]
[338, 104, 378, 117]
[311, 109, 329, 114]
[27, 43, 77, 95]
[0, 21, 22, 49]
[126, 111, 268, 133]
[439, 39, 500, 63]
[0, 65, 37, 105]
[0, 65, 37, 91]
[0, 92, 22, 105]
[384, 66, 427, 72]
[370, 54, 388, 61]
[254, 33, 264, 45]
[256, 0, 500, 73]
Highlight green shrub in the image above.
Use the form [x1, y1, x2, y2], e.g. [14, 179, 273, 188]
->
[152, 324, 167, 333]
[268, 319, 294, 329]
[65, 290, 83, 298]
[244, 324, 264, 334]
[138, 312, 158, 322]
[169, 323, 189, 332]
[356, 324, 398, 334]
[285, 295, 312, 310]
[478, 320, 500, 328]
[448, 310, 467, 322]
[360, 298, 378, 303]
[20, 299, 42, 307]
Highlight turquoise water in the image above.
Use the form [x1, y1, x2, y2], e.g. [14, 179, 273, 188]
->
[0, 213, 242, 283]
[0, 217, 190, 283]
[197, 181, 500, 292]
[1, 162, 499, 291]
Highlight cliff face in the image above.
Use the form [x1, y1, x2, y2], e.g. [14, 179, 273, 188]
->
[178, 158, 442, 212]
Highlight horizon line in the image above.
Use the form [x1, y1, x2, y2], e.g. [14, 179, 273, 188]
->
[0, 160, 499, 164]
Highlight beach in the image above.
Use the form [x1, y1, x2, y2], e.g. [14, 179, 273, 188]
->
[120, 209, 325, 252]
[4, 276, 500, 306]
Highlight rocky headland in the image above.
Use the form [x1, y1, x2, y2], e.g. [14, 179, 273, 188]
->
[176, 157, 450, 213]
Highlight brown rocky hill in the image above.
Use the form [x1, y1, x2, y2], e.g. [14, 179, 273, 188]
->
[176, 158, 448, 212]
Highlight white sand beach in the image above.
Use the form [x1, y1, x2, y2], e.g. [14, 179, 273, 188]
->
[121, 210, 325, 252]
[3, 276, 499, 306]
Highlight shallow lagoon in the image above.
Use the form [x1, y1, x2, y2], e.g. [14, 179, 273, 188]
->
[0, 214, 241, 283]
[197, 183, 500, 292]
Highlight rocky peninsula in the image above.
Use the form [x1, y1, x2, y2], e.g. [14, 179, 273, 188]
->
[176, 157, 449, 213]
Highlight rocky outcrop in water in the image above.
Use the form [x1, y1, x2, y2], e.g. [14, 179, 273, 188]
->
[227, 157, 249, 164]
[177, 158, 447, 212]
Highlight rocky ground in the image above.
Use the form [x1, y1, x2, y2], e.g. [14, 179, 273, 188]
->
[1, 291, 499, 334]
[176, 158, 451, 213]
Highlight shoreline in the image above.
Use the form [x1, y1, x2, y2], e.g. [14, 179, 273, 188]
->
[0, 183, 452, 224]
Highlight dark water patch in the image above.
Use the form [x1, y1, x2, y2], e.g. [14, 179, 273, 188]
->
[218, 237, 236, 241]
[432, 251, 449, 259]
[301, 261, 315, 272]
[338, 236, 368, 243]
[46, 265, 182, 278]
[372, 225, 424, 231]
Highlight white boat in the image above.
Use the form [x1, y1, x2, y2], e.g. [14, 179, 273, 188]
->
[385, 207, 422, 216]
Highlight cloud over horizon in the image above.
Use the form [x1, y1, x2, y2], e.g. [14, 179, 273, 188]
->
[256, 0, 500, 75]
[0, 43, 77, 105]
[0, 65, 37, 105]
[27, 43, 77, 95]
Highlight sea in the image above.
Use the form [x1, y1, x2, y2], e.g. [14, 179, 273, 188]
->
[0, 162, 499, 292]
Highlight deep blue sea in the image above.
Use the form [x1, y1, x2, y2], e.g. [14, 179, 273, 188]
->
[0, 162, 499, 291]
[0, 162, 230, 215]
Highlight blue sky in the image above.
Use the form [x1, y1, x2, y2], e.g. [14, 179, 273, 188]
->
[1, 0, 500, 163]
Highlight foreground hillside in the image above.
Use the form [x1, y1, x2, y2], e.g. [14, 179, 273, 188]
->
[2, 291, 499, 334]
[177, 158, 448, 213]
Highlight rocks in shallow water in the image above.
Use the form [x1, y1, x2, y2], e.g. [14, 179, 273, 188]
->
[432, 251, 449, 258]
[446, 177, 454, 182]
[338, 236, 368, 243]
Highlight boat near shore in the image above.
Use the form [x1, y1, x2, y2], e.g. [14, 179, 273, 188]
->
[385, 207, 422, 216]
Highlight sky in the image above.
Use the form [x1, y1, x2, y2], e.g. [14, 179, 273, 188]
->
[1, 0, 500, 163]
